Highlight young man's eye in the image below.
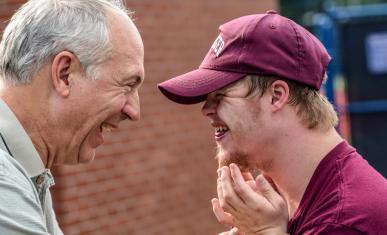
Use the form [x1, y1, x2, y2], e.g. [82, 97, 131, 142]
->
[215, 93, 225, 102]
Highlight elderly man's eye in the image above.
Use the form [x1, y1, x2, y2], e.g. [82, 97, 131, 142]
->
[124, 82, 137, 90]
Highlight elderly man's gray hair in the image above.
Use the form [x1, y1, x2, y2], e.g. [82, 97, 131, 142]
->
[0, 0, 131, 85]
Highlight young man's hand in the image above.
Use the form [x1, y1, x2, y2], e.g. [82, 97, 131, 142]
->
[212, 163, 289, 235]
[218, 227, 243, 235]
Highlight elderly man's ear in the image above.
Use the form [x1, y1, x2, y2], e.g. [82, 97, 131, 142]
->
[50, 51, 81, 97]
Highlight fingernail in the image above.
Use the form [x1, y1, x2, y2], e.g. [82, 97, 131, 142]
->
[257, 174, 266, 185]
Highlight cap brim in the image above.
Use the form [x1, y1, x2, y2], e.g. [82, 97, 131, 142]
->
[158, 68, 246, 104]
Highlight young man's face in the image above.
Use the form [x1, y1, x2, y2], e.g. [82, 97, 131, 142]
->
[201, 78, 270, 171]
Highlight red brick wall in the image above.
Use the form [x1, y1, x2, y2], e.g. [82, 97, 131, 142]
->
[0, 1, 277, 234]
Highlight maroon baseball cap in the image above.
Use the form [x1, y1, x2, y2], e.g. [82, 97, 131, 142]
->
[158, 10, 331, 104]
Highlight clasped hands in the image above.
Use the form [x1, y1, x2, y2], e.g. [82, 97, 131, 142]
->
[212, 163, 289, 235]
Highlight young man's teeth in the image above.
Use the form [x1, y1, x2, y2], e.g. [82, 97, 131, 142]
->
[215, 126, 229, 132]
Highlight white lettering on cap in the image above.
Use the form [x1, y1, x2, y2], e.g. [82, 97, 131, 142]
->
[211, 35, 225, 57]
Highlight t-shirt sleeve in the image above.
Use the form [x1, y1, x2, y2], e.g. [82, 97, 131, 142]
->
[302, 223, 364, 235]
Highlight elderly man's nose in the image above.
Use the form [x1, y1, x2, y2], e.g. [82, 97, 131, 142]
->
[122, 104, 140, 121]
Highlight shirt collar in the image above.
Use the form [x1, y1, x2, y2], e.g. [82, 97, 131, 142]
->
[0, 99, 45, 177]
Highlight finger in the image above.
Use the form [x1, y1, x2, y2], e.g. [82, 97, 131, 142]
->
[262, 174, 280, 193]
[217, 171, 229, 213]
[217, 172, 223, 199]
[241, 171, 254, 181]
[218, 231, 231, 235]
[230, 227, 241, 235]
[211, 198, 234, 227]
[255, 174, 284, 207]
[217, 227, 241, 235]
[231, 227, 243, 235]
[240, 170, 258, 191]
[219, 166, 244, 212]
[245, 180, 258, 191]
[229, 164, 263, 206]
[218, 232, 231, 235]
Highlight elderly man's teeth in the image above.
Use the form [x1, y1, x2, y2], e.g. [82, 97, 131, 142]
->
[101, 123, 114, 132]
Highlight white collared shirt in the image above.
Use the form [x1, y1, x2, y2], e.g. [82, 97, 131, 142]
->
[0, 99, 63, 235]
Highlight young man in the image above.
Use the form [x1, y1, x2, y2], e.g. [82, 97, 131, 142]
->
[0, 0, 144, 234]
[158, 11, 387, 235]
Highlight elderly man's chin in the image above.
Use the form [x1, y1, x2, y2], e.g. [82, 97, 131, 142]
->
[216, 146, 250, 171]
[78, 147, 97, 164]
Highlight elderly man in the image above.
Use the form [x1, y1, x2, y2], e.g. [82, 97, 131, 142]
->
[0, 0, 144, 234]
[159, 11, 387, 235]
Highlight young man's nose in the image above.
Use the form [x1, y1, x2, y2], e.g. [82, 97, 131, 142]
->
[201, 95, 218, 117]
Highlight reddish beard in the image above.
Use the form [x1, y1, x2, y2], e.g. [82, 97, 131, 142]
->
[215, 146, 280, 193]
[215, 145, 251, 171]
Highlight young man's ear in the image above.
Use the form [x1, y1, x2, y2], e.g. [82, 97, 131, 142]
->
[50, 51, 80, 97]
[269, 80, 289, 111]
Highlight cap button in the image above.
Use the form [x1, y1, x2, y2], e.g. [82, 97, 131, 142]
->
[266, 10, 278, 14]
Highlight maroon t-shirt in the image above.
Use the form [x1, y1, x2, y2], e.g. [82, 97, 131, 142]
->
[288, 141, 387, 235]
